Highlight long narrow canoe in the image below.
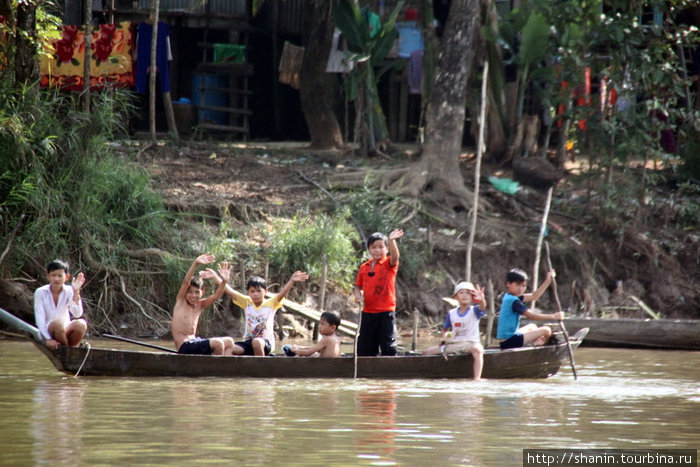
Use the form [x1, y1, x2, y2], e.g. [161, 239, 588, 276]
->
[559, 317, 700, 350]
[0, 307, 586, 379]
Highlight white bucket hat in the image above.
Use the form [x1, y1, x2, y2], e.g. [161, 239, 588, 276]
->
[453, 281, 476, 296]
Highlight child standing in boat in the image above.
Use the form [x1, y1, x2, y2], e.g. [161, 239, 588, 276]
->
[203, 270, 309, 356]
[422, 281, 487, 380]
[283, 311, 342, 358]
[34, 259, 88, 350]
[496, 268, 562, 350]
[353, 229, 404, 356]
[171, 254, 234, 355]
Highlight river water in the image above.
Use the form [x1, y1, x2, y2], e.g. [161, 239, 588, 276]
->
[0, 340, 698, 466]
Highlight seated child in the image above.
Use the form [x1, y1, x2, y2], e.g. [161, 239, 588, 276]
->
[203, 270, 308, 356]
[496, 268, 562, 350]
[282, 311, 342, 358]
[422, 281, 486, 381]
[171, 254, 234, 355]
[34, 259, 88, 350]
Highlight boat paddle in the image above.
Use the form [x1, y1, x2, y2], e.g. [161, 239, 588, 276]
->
[102, 334, 178, 354]
[544, 241, 578, 380]
[354, 302, 362, 379]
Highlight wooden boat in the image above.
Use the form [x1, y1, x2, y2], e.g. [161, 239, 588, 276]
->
[0, 307, 587, 379]
[559, 317, 700, 350]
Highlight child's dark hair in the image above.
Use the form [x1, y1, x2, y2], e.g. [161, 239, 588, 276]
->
[321, 311, 341, 328]
[246, 276, 267, 290]
[47, 259, 70, 274]
[367, 232, 388, 248]
[506, 268, 528, 283]
[190, 275, 204, 289]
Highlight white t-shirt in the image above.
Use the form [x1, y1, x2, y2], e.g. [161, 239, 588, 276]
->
[443, 305, 485, 342]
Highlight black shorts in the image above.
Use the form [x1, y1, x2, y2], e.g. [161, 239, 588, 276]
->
[499, 333, 524, 350]
[178, 337, 212, 355]
[235, 338, 272, 355]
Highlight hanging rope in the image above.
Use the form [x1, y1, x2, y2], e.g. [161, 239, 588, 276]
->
[73, 342, 91, 378]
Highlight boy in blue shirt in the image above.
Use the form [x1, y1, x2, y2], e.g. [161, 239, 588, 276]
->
[496, 268, 562, 350]
[422, 281, 487, 380]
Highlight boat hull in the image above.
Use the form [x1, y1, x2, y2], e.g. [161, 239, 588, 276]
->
[50, 341, 579, 379]
[561, 318, 700, 350]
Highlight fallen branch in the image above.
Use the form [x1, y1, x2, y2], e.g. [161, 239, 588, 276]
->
[627, 295, 660, 320]
[0, 214, 25, 269]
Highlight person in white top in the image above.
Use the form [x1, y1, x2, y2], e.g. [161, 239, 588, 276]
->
[422, 281, 487, 380]
[33, 260, 87, 350]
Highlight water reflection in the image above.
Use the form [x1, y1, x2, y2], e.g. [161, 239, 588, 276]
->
[355, 388, 397, 463]
[31, 381, 85, 467]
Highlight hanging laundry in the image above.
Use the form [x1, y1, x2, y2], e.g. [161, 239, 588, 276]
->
[278, 41, 304, 90]
[135, 21, 172, 94]
[325, 29, 353, 74]
[39, 22, 134, 91]
[408, 49, 423, 95]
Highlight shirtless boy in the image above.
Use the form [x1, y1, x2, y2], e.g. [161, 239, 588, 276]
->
[283, 311, 342, 358]
[171, 253, 233, 355]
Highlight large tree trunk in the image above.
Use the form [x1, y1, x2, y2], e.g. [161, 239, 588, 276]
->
[299, 0, 343, 150]
[14, 0, 38, 86]
[394, 0, 481, 210]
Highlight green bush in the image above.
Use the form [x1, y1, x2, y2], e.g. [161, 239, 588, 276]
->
[267, 210, 360, 289]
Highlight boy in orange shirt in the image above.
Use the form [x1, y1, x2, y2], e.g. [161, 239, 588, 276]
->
[353, 229, 404, 356]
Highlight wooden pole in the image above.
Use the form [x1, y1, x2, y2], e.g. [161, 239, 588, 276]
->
[163, 91, 179, 141]
[466, 60, 488, 282]
[148, 0, 160, 144]
[532, 185, 553, 310]
[319, 255, 327, 312]
[412, 308, 419, 351]
[544, 241, 578, 380]
[353, 303, 362, 379]
[485, 278, 495, 347]
[82, 0, 92, 114]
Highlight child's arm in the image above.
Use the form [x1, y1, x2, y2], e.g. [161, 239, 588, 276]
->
[199, 268, 248, 303]
[523, 270, 555, 303]
[291, 336, 328, 357]
[388, 229, 404, 267]
[273, 271, 309, 304]
[199, 262, 232, 308]
[176, 254, 215, 301]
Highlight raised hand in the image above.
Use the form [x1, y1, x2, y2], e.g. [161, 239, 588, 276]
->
[388, 229, 404, 241]
[71, 272, 85, 292]
[472, 284, 485, 303]
[291, 271, 309, 282]
[218, 261, 232, 282]
[199, 268, 218, 280]
[195, 253, 216, 265]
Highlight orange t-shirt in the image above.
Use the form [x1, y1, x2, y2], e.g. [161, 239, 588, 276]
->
[355, 256, 399, 313]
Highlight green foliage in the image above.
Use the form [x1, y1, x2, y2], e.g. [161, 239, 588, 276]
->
[267, 210, 360, 289]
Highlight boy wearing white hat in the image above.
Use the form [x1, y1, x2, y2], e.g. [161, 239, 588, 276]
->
[422, 281, 487, 380]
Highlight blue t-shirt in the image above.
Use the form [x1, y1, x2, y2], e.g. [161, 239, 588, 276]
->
[496, 293, 529, 339]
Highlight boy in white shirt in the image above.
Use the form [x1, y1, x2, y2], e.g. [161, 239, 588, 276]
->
[34, 260, 87, 350]
[422, 281, 487, 380]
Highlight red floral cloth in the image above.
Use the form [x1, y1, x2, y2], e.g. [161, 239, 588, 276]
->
[40, 22, 134, 90]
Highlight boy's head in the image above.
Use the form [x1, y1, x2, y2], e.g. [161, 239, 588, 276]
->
[367, 232, 389, 260]
[46, 260, 70, 288]
[319, 311, 341, 335]
[185, 276, 204, 305]
[505, 268, 528, 295]
[47, 260, 70, 275]
[246, 276, 267, 305]
[453, 281, 476, 305]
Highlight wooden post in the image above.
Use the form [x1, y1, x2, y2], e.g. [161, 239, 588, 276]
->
[412, 308, 419, 351]
[532, 186, 553, 311]
[319, 255, 327, 312]
[82, 0, 92, 114]
[148, 0, 160, 144]
[162, 91, 179, 141]
[466, 60, 488, 282]
[486, 278, 495, 347]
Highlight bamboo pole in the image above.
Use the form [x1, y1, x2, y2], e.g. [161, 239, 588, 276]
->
[82, 0, 92, 114]
[485, 278, 495, 347]
[531, 185, 553, 310]
[465, 60, 488, 281]
[148, 0, 160, 144]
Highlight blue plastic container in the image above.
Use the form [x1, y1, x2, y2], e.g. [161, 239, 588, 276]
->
[191, 73, 229, 125]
